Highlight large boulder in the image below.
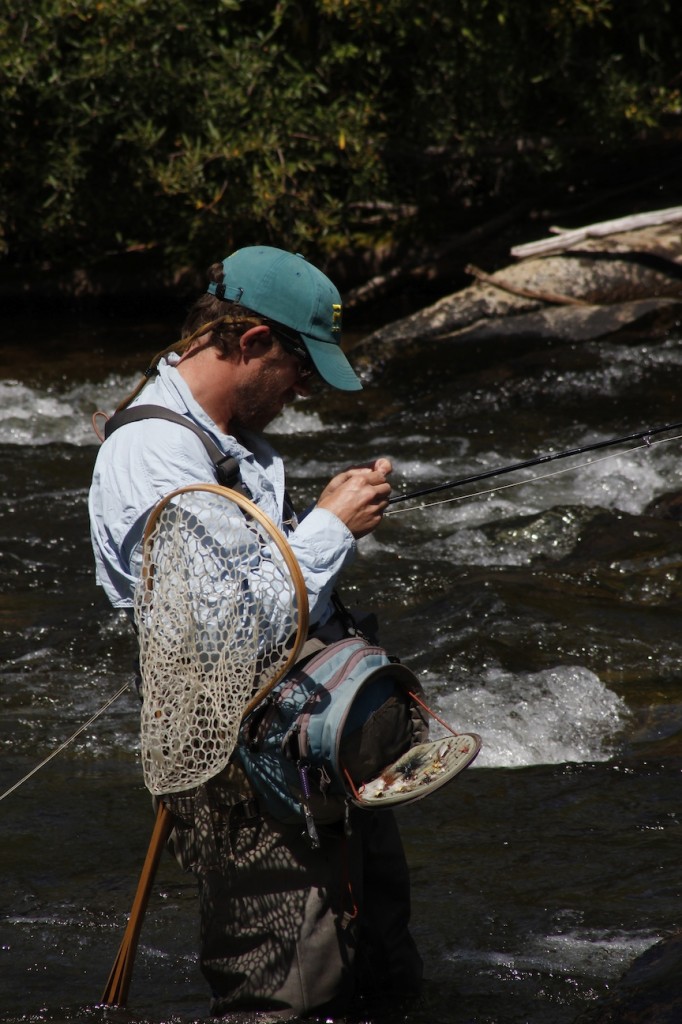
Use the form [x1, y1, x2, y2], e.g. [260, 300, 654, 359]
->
[573, 931, 682, 1024]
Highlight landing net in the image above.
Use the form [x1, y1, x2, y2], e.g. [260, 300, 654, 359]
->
[134, 484, 308, 795]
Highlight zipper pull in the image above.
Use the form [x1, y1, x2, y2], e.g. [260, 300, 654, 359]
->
[297, 760, 321, 849]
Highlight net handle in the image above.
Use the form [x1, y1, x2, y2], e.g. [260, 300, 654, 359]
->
[141, 482, 310, 716]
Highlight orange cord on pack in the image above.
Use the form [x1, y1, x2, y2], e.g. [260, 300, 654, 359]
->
[408, 690, 461, 737]
[342, 766, 362, 801]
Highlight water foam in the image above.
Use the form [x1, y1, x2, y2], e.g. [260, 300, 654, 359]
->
[448, 928, 660, 980]
[0, 377, 139, 446]
[431, 665, 629, 768]
[0, 377, 328, 446]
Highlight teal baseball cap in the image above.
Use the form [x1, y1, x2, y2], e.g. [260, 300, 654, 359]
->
[207, 246, 362, 391]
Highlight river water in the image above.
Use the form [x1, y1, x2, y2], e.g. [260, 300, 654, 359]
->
[2, 308, 682, 1023]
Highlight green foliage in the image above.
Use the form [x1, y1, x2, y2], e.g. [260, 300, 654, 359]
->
[0, 0, 680, 273]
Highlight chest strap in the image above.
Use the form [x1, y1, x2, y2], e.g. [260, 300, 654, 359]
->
[104, 404, 242, 490]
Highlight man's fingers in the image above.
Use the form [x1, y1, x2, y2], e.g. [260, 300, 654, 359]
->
[373, 457, 393, 478]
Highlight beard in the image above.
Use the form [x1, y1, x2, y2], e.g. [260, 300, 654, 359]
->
[230, 365, 294, 433]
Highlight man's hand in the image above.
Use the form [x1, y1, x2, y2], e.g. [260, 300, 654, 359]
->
[316, 457, 393, 539]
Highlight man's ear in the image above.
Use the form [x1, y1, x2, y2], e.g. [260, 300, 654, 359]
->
[239, 324, 272, 361]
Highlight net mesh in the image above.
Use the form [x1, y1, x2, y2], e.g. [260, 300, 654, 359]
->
[134, 485, 307, 796]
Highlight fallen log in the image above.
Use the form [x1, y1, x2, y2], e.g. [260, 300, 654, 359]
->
[352, 214, 682, 369]
[426, 297, 682, 347]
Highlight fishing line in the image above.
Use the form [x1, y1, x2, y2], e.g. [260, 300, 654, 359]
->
[387, 420, 682, 507]
[385, 431, 682, 516]
[0, 682, 131, 803]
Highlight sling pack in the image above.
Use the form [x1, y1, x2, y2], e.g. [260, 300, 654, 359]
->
[238, 634, 480, 849]
[104, 404, 243, 490]
[238, 637, 427, 834]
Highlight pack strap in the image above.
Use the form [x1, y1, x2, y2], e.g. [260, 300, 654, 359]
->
[104, 404, 243, 490]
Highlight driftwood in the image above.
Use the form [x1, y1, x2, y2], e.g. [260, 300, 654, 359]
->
[352, 211, 682, 369]
[511, 206, 682, 260]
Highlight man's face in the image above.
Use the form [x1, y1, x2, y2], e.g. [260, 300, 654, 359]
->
[232, 336, 315, 432]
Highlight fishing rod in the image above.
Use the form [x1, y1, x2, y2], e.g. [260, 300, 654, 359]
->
[388, 420, 682, 507]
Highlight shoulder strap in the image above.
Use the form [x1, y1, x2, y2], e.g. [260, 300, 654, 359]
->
[104, 404, 242, 490]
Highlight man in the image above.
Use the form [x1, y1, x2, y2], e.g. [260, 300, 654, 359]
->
[89, 246, 422, 1017]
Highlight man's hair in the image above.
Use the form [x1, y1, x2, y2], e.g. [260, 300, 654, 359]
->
[182, 262, 266, 357]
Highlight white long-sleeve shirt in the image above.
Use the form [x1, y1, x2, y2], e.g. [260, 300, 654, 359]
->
[88, 356, 356, 625]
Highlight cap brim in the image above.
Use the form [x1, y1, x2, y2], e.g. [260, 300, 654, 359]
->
[302, 336, 363, 391]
